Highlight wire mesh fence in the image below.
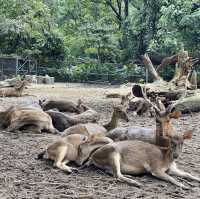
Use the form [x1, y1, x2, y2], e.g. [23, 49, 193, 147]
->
[1, 57, 200, 87]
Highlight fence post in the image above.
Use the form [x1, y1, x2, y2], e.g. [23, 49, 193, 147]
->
[16, 56, 18, 76]
[145, 67, 148, 83]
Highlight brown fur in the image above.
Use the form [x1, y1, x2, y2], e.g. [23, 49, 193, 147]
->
[62, 104, 129, 137]
[107, 110, 181, 143]
[62, 123, 107, 138]
[39, 134, 88, 173]
[82, 131, 200, 189]
[0, 80, 28, 97]
[0, 106, 58, 133]
[40, 99, 86, 113]
[103, 105, 129, 131]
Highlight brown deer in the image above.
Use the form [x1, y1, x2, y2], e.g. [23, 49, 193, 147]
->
[0, 80, 28, 97]
[46, 103, 101, 131]
[108, 88, 181, 144]
[62, 104, 129, 137]
[40, 98, 85, 113]
[0, 106, 59, 134]
[107, 105, 181, 143]
[37, 134, 88, 173]
[121, 91, 154, 116]
[103, 104, 129, 131]
[78, 130, 199, 189]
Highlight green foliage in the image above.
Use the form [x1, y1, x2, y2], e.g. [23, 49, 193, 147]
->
[0, 0, 65, 59]
[1, 0, 200, 82]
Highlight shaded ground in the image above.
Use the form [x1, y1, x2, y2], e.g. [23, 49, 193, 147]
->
[0, 83, 200, 199]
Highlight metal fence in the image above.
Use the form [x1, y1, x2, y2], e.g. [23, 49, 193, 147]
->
[1, 57, 200, 87]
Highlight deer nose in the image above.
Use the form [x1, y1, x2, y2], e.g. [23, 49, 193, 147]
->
[126, 117, 130, 122]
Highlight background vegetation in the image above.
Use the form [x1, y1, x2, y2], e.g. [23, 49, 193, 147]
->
[0, 0, 200, 82]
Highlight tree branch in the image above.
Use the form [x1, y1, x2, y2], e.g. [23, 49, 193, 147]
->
[105, 0, 122, 21]
[124, 0, 129, 18]
[142, 53, 162, 81]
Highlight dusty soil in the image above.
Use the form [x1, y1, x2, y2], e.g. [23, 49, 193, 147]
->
[0, 83, 200, 199]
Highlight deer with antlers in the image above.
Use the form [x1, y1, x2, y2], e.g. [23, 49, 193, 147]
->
[108, 87, 182, 144]
[75, 88, 200, 188]
[77, 130, 199, 189]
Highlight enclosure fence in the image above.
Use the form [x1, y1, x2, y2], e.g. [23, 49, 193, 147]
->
[1, 57, 200, 87]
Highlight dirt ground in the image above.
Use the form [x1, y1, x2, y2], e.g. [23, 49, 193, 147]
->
[0, 83, 200, 199]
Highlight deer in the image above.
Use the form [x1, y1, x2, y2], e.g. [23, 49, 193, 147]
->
[40, 98, 85, 114]
[77, 130, 200, 189]
[121, 91, 154, 116]
[0, 106, 59, 134]
[37, 134, 88, 173]
[0, 80, 28, 97]
[46, 101, 101, 131]
[61, 104, 129, 137]
[108, 87, 182, 144]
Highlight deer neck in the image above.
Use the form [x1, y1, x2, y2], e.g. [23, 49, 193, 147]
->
[16, 83, 25, 91]
[158, 139, 174, 165]
[155, 121, 163, 145]
[107, 111, 118, 129]
[156, 121, 175, 146]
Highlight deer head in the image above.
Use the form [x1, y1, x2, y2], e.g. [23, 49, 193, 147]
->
[113, 104, 129, 122]
[120, 92, 132, 106]
[76, 136, 113, 166]
[15, 80, 29, 90]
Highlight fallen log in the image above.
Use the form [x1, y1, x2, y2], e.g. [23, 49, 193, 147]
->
[174, 94, 200, 113]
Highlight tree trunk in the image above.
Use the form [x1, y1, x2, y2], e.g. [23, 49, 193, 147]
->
[142, 53, 162, 81]
[190, 70, 197, 90]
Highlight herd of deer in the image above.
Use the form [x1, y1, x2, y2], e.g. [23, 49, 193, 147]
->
[0, 81, 199, 190]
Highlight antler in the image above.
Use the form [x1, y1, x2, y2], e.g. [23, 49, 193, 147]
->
[141, 86, 161, 114]
[141, 86, 178, 117]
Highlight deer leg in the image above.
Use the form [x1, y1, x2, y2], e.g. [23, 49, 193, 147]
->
[46, 122, 61, 134]
[62, 160, 78, 173]
[47, 127, 60, 134]
[168, 162, 200, 182]
[152, 170, 189, 189]
[53, 146, 72, 173]
[111, 153, 141, 187]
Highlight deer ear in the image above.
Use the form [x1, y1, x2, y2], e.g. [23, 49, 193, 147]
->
[169, 111, 181, 119]
[183, 130, 193, 140]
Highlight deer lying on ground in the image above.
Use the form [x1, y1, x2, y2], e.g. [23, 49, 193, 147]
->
[37, 134, 88, 173]
[107, 104, 181, 143]
[77, 130, 200, 189]
[0, 80, 28, 97]
[109, 88, 181, 143]
[46, 110, 73, 131]
[62, 104, 129, 137]
[121, 92, 154, 116]
[46, 102, 101, 131]
[0, 106, 59, 134]
[40, 98, 85, 113]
